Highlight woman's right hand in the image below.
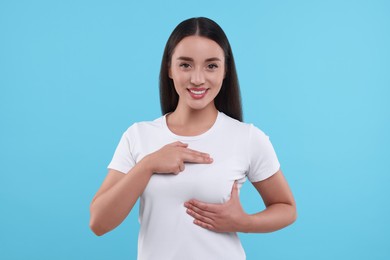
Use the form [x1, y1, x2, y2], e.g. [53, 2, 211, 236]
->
[90, 141, 213, 236]
[143, 141, 213, 175]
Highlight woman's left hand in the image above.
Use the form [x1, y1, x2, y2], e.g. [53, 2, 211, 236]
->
[184, 181, 248, 233]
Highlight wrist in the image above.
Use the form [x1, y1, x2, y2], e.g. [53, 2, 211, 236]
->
[138, 155, 155, 176]
[237, 213, 252, 233]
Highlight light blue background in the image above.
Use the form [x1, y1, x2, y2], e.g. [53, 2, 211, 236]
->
[1, 0, 389, 259]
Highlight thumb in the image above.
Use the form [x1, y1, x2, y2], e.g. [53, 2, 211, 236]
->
[230, 181, 239, 200]
[172, 141, 188, 147]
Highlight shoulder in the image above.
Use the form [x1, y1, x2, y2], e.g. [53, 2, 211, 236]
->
[219, 112, 265, 136]
[123, 116, 164, 137]
[219, 112, 273, 151]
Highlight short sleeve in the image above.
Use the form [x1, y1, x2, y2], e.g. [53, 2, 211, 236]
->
[107, 129, 136, 174]
[247, 125, 280, 182]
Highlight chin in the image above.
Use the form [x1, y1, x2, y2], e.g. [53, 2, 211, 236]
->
[186, 101, 214, 111]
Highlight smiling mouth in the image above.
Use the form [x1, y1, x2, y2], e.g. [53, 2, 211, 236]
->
[187, 88, 209, 99]
[189, 89, 207, 95]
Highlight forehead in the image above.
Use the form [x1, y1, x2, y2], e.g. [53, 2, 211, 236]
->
[172, 36, 224, 60]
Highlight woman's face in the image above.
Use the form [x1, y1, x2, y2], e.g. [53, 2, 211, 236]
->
[169, 36, 225, 112]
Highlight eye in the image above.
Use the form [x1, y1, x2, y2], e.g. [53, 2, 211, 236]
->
[179, 63, 191, 69]
[207, 64, 219, 70]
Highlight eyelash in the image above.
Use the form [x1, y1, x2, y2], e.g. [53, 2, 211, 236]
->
[179, 63, 219, 70]
[179, 63, 191, 69]
[207, 64, 218, 69]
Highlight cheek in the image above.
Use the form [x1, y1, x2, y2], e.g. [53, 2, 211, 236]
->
[211, 73, 225, 88]
[171, 70, 188, 84]
[171, 74, 189, 94]
[172, 75, 187, 87]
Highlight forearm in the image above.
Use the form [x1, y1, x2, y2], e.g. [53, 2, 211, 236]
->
[90, 142, 213, 236]
[241, 203, 297, 233]
[90, 159, 153, 235]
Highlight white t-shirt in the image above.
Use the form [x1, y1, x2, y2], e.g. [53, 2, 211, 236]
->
[108, 112, 280, 260]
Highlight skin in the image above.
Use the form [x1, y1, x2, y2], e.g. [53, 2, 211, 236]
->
[89, 35, 296, 236]
[167, 35, 225, 135]
[185, 173, 296, 233]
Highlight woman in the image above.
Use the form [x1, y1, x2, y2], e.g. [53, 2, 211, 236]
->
[90, 17, 296, 259]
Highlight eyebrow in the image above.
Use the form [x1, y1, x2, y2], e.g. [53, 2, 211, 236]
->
[176, 56, 222, 62]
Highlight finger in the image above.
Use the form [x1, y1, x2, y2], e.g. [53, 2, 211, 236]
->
[170, 141, 188, 147]
[179, 162, 185, 172]
[193, 219, 216, 231]
[185, 200, 219, 214]
[186, 208, 214, 225]
[183, 148, 210, 157]
[172, 162, 185, 175]
[186, 203, 216, 219]
[185, 156, 213, 164]
[181, 151, 213, 164]
[230, 181, 239, 200]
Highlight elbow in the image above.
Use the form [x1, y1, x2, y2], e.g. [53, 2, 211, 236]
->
[89, 205, 110, 236]
[291, 209, 298, 225]
[280, 201, 297, 228]
[89, 216, 109, 236]
[289, 203, 298, 225]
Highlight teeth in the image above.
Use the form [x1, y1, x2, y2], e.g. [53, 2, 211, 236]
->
[190, 89, 206, 95]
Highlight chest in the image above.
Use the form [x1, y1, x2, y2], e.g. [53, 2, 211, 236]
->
[134, 132, 249, 204]
[142, 152, 248, 206]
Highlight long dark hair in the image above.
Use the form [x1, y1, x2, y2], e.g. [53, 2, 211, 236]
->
[159, 17, 243, 122]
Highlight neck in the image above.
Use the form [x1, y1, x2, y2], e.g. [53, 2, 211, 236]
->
[166, 104, 219, 136]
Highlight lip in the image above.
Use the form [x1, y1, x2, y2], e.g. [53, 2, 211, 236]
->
[187, 88, 209, 99]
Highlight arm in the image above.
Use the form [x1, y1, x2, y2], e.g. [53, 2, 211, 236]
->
[90, 141, 213, 236]
[184, 170, 297, 233]
[243, 170, 297, 233]
[89, 160, 153, 236]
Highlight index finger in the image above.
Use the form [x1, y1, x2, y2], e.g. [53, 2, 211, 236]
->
[185, 200, 220, 214]
[181, 149, 213, 164]
[183, 147, 211, 158]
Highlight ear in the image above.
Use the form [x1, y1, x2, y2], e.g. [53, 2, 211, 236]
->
[169, 68, 172, 79]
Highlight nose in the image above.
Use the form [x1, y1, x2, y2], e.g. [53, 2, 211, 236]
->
[190, 68, 205, 86]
